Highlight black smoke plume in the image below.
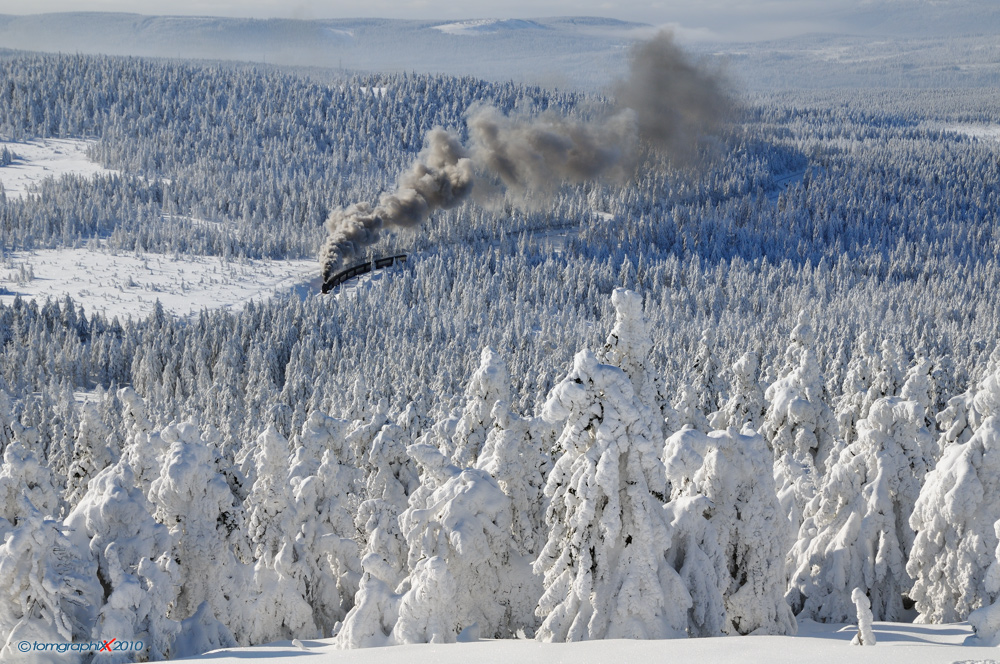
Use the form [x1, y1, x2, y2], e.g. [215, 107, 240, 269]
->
[320, 31, 730, 280]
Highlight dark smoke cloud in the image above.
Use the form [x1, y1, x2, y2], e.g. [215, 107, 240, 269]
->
[614, 31, 732, 159]
[321, 31, 731, 279]
[466, 104, 637, 197]
[321, 128, 473, 277]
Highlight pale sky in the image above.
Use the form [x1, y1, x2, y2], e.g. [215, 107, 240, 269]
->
[0, 0, 859, 39]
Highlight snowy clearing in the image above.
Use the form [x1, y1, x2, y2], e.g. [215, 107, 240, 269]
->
[943, 124, 1000, 142]
[0, 138, 118, 200]
[179, 620, 999, 663]
[0, 247, 320, 320]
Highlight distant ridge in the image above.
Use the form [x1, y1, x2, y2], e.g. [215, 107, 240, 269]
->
[0, 13, 647, 89]
[1, 7, 997, 91]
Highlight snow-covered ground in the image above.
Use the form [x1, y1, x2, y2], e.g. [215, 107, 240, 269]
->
[0, 247, 320, 320]
[0, 138, 118, 199]
[179, 620, 999, 663]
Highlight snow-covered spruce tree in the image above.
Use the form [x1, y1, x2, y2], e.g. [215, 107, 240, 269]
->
[690, 330, 726, 419]
[346, 398, 391, 471]
[239, 425, 318, 645]
[934, 364, 1000, 454]
[394, 442, 536, 641]
[0, 436, 63, 528]
[0, 497, 101, 662]
[837, 338, 904, 447]
[866, 340, 904, 414]
[963, 518, 1000, 645]
[365, 422, 420, 510]
[663, 426, 796, 635]
[930, 354, 960, 418]
[356, 421, 419, 590]
[289, 410, 349, 482]
[65, 403, 115, 510]
[243, 554, 317, 646]
[907, 413, 1000, 621]
[334, 554, 403, 648]
[660, 495, 728, 637]
[900, 357, 935, 430]
[392, 556, 459, 644]
[711, 351, 766, 431]
[451, 347, 512, 468]
[534, 349, 689, 641]
[671, 383, 710, 434]
[476, 400, 550, 557]
[787, 397, 935, 622]
[64, 460, 180, 662]
[599, 288, 665, 442]
[761, 312, 837, 531]
[835, 331, 876, 446]
[288, 435, 362, 636]
[0, 385, 14, 455]
[147, 421, 252, 641]
[245, 424, 294, 567]
[966, 517, 1000, 645]
[119, 390, 170, 499]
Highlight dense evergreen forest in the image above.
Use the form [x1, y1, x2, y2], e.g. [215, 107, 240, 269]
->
[1, 50, 1000, 659]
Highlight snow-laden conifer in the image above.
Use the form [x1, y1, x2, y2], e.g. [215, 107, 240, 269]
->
[64, 460, 179, 661]
[600, 288, 665, 441]
[476, 401, 549, 557]
[534, 349, 689, 641]
[691, 330, 726, 419]
[288, 440, 362, 635]
[65, 403, 115, 509]
[357, 421, 419, 589]
[392, 556, 458, 644]
[671, 384, 710, 434]
[964, 518, 1000, 645]
[711, 351, 766, 431]
[900, 357, 935, 429]
[451, 347, 512, 468]
[0, 436, 62, 528]
[908, 413, 1000, 622]
[398, 443, 535, 639]
[0, 498, 101, 662]
[788, 397, 934, 622]
[245, 424, 294, 567]
[762, 312, 837, 531]
[147, 422, 252, 640]
[289, 410, 349, 481]
[334, 554, 401, 648]
[664, 426, 796, 635]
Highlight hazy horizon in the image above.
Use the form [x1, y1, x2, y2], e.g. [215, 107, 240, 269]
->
[0, 0, 898, 42]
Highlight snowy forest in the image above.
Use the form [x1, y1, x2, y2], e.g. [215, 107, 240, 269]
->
[1, 42, 1000, 661]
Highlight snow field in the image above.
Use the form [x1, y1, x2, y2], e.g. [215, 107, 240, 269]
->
[0, 138, 118, 200]
[0, 247, 320, 320]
